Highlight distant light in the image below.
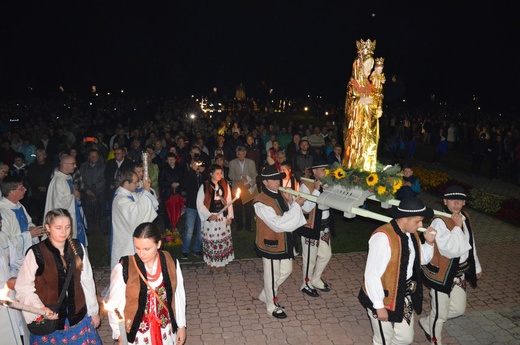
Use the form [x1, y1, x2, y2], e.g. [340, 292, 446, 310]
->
[325, 112, 329, 116]
[307, 95, 310, 98]
[107, 92, 110, 96]
[304, 107, 309, 112]
[190, 114, 196, 119]
[191, 95, 194, 98]
[403, 99, 406, 102]
[478, 107, 481, 110]
[372, 13, 376, 17]
[95, 93, 99, 96]
[114, 108, 117, 111]
[499, 113, 502, 117]
[121, 90, 124, 93]
[89, 102, 93, 106]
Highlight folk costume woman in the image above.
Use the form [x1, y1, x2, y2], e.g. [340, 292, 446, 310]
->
[15, 209, 101, 345]
[196, 164, 235, 270]
[108, 222, 187, 345]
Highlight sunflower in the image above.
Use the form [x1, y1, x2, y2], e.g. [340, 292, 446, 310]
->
[377, 185, 387, 195]
[366, 173, 378, 186]
[392, 179, 403, 193]
[324, 169, 330, 176]
[333, 168, 346, 179]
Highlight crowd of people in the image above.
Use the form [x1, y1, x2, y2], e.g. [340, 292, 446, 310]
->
[0, 92, 504, 344]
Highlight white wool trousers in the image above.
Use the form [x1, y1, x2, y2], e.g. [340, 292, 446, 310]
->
[300, 230, 332, 290]
[259, 257, 293, 314]
[420, 279, 467, 345]
[367, 308, 415, 345]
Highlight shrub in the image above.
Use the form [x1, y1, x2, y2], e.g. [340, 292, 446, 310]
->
[468, 188, 507, 214]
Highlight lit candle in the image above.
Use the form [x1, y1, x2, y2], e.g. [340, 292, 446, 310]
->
[0, 299, 49, 316]
[0, 284, 49, 317]
[217, 189, 240, 216]
[104, 300, 128, 345]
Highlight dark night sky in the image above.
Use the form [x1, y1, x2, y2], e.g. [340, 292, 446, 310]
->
[1, 1, 518, 109]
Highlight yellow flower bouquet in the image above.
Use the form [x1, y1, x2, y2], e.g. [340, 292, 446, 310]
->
[320, 162, 403, 202]
[163, 228, 183, 246]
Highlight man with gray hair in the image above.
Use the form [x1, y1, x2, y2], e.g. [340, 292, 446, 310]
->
[228, 146, 258, 232]
[0, 176, 45, 257]
[44, 154, 88, 246]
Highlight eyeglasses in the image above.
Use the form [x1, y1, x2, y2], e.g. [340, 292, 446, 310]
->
[63, 162, 77, 166]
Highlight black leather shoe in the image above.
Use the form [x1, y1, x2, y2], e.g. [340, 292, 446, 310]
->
[301, 286, 320, 297]
[316, 286, 331, 292]
[272, 309, 287, 319]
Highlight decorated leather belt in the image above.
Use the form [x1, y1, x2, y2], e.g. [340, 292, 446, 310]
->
[406, 279, 417, 294]
[320, 216, 331, 230]
[455, 261, 469, 277]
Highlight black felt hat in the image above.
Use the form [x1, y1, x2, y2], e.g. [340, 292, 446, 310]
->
[389, 197, 434, 219]
[443, 186, 467, 200]
[311, 158, 328, 169]
[260, 165, 286, 180]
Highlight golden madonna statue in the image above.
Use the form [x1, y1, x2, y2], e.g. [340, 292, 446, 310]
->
[342, 39, 385, 173]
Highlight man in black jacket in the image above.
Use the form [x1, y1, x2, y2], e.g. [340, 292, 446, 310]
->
[180, 159, 207, 259]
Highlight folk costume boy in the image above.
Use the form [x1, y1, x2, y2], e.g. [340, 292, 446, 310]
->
[297, 159, 333, 297]
[359, 197, 436, 344]
[254, 165, 306, 319]
[419, 186, 482, 345]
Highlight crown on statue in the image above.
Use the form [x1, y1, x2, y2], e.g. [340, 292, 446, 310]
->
[375, 57, 385, 66]
[356, 39, 376, 58]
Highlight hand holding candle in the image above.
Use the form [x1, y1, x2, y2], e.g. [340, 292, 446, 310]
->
[0, 283, 49, 317]
[104, 300, 129, 345]
[217, 188, 241, 216]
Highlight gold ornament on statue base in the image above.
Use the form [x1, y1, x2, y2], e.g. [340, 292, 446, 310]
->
[342, 39, 385, 173]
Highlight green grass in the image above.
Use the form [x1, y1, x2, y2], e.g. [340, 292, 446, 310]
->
[87, 201, 388, 268]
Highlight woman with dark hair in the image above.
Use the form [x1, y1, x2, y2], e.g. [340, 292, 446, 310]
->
[108, 222, 186, 345]
[196, 164, 235, 270]
[15, 208, 101, 344]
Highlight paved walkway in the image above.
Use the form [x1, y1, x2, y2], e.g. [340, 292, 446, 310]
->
[93, 170, 520, 344]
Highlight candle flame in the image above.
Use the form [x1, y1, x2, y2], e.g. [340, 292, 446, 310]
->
[103, 300, 124, 320]
[236, 189, 241, 198]
[0, 283, 12, 301]
[103, 299, 116, 312]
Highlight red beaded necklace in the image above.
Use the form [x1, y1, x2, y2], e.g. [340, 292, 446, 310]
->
[146, 254, 162, 282]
